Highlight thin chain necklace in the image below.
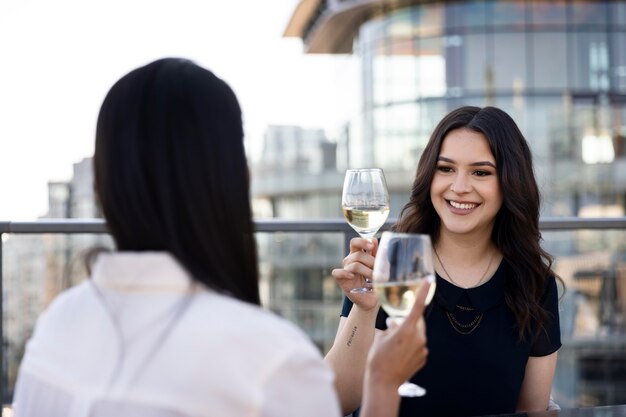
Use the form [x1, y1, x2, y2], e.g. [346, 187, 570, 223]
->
[433, 247, 494, 289]
[446, 305, 484, 335]
[433, 247, 495, 335]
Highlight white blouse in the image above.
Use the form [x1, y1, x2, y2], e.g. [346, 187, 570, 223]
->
[12, 252, 341, 417]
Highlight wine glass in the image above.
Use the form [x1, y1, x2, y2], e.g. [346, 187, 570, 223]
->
[372, 232, 436, 397]
[341, 168, 390, 293]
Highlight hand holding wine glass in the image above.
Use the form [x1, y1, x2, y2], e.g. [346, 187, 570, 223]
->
[342, 168, 390, 293]
[372, 232, 436, 397]
[362, 280, 430, 417]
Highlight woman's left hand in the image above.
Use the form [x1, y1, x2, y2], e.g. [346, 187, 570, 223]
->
[365, 281, 429, 390]
[359, 282, 430, 417]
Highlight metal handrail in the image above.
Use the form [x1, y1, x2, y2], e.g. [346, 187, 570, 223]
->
[2, 216, 626, 234]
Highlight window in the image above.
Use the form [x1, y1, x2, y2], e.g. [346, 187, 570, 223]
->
[532, 32, 568, 90]
[416, 37, 446, 97]
[610, 32, 626, 92]
[373, 104, 420, 170]
[571, 32, 610, 91]
[462, 34, 488, 94]
[413, 3, 444, 37]
[493, 32, 527, 91]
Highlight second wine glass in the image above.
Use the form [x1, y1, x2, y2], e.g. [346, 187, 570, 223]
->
[372, 232, 437, 397]
[341, 168, 390, 293]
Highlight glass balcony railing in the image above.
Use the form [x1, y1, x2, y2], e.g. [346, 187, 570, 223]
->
[1, 217, 626, 408]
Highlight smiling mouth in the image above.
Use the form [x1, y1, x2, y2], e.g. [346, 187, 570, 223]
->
[448, 200, 479, 210]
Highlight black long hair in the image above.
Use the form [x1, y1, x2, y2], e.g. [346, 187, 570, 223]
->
[94, 58, 260, 305]
[394, 106, 559, 340]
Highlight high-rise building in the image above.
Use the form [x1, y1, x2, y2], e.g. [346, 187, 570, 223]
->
[285, 0, 626, 407]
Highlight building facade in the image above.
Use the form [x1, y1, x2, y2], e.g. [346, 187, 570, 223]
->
[286, 0, 626, 407]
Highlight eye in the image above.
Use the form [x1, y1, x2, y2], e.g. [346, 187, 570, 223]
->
[436, 165, 454, 173]
[473, 170, 493, 177]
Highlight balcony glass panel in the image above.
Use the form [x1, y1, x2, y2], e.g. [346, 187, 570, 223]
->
[256, 232, 344, 353]
[544, 228, 626, 406]
[3, 222, 626, 407]
[2, 233, 114, 400]
[3, 223, 626, 406]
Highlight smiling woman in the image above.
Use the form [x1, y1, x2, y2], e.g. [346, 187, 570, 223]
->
[325, 106, 563, 417]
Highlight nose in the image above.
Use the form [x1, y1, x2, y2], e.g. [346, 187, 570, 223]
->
[450, 173, 471, 193]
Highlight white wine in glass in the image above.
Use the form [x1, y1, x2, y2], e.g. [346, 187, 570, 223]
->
[342, 168, 390, 293]
[372, 232, 436, 397]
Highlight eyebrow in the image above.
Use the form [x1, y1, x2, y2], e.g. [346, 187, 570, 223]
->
[437, 156, 497, 169]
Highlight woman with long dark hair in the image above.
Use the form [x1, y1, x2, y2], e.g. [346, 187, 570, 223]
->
[12, 58, 430, 417]
[327, 106, 562, 417]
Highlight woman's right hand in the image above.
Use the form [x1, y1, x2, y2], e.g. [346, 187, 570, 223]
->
[331, 237, 379, 311]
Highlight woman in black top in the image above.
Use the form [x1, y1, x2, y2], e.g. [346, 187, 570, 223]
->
[325, 106, 562, 417]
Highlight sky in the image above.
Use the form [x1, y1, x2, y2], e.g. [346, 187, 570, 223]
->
[0, 0, 359, 220]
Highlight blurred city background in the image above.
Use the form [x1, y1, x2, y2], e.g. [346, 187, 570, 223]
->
[2, 0, 626, 411]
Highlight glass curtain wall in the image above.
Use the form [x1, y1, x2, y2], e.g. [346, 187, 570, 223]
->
[358, 0, 626, 220]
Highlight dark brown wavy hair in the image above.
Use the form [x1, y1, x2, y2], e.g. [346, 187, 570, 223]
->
[394, 106, 559, 340]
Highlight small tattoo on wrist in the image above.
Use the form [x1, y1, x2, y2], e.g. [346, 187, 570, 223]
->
[347, 326, 357, 347]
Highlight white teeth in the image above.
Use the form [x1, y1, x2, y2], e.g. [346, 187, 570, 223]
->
[449, 200, 477, 210]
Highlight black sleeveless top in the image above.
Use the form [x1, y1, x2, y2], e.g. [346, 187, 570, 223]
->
[341, 260, 561, 417]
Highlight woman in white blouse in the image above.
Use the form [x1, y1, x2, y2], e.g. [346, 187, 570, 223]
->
[12, 58, 429, 417]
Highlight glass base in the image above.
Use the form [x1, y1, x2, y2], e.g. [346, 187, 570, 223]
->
[398, 382, 426, 397]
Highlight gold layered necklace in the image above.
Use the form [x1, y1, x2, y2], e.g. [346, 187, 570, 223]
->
[434, 247, 495, 335]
